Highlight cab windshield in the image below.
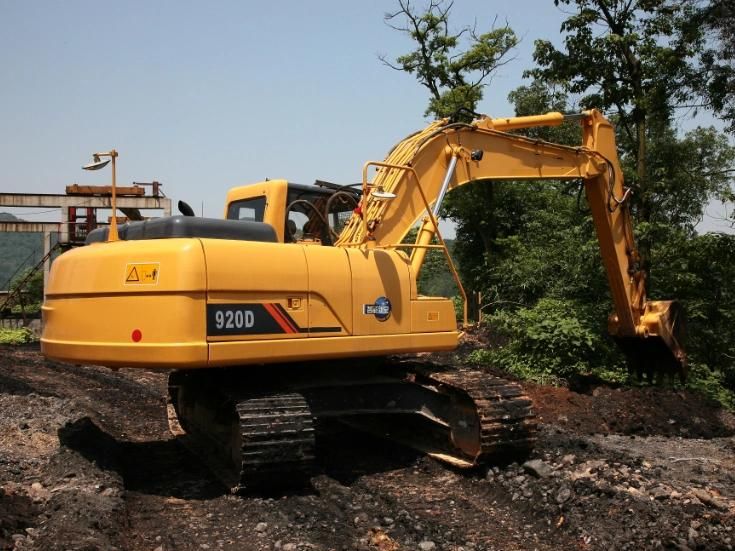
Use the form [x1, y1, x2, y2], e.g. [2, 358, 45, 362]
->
[285, 185, 357, 245]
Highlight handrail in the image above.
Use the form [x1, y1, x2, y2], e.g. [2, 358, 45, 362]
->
[343, 160, 468, 327]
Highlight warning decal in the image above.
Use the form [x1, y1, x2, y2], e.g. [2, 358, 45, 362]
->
[124, 263, 160, 285]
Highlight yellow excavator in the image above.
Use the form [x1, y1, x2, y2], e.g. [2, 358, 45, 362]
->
[41, 109, 685, 490]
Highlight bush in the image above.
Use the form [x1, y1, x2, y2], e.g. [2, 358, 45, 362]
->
[686, 362, 735, 410]
[10, 303, 41, 315]
[10, 268, 44, 304]
[470, 298, 624, 385]
[0, 327, 35, 345]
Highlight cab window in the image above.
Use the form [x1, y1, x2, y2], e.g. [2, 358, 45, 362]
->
[227, 197, 266, 221]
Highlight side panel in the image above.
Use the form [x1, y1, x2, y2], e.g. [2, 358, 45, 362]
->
[203, 239, 309, 341]
[411, 297, 456, 333]
[346, 248, 412, 336]
[303, 246, 352, 335]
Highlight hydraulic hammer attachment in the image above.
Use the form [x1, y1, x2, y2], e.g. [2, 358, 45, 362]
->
[611, 300, 687, 383]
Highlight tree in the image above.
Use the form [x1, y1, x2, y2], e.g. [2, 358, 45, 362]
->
[693, 0, 735, 132]
[528, 0, 706, 272]
[382, 0, 519, 304]
[446, 81, 583, 297]
[381, 0, 517, 118]
[382, 0, 735, 397]
[519, 2, 735, 388]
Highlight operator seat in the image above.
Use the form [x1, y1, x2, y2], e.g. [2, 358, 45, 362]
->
[285, 219, 298, 242]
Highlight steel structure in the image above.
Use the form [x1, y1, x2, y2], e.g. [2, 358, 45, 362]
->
[0, 189, 171, 292]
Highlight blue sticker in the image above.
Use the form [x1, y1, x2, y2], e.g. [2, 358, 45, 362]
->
[363, 296, 392, 321]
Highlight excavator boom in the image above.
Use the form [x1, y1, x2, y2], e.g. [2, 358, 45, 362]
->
[336, 109, 686, 381]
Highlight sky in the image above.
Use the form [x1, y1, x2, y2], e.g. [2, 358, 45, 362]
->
[0, 0, 732, 233]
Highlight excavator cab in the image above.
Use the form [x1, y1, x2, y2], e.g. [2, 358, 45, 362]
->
[224, 180, 359, 245]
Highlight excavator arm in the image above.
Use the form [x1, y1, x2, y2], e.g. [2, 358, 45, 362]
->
[336, 110, 686, 381]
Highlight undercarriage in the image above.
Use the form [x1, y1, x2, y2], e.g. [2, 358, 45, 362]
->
[167, 360, 537, 492]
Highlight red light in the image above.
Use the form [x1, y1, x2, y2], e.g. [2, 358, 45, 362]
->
[131, 329, 142, 342]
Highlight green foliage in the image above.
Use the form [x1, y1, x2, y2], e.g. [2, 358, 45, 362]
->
[530, 0, 701, 123]
[471, 299, 624, 384]
[528, 0, 715, 269]
[400, 228, 458, 297]
[693, 0, 735, 132]
[651, 231, 735, 379]
[641, 125, 735, 230]
[443, 81, 583, 295]
[384, 1, 735, 403]
[417, 240, 458, 297]
[382, 0, 517, 118]
[686, 362, 735, 410]
[10, 268, 44, 305]
[0, 327, 35, 345]
[10, 303, 41, 315]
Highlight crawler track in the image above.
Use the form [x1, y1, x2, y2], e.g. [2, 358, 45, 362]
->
[168, 373, 317, 492]
[418, 367, 537, 465]
[168, 362, 537, 490]
[234, 393, 316, 491]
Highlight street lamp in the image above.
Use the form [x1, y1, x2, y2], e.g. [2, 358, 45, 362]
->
[82, 149, 119, 242]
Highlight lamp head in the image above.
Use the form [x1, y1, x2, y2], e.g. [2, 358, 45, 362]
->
[82, 157, 110, 171]
[371, 188, 397, 201]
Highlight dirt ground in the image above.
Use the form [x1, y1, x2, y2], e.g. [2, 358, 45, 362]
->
[1, 342, 734, 551]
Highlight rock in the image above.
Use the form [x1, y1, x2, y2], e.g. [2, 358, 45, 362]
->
[649, 486, 670, 500]
[419, 541, 436, 551]
[622, 486, 646, 499]
[688, 527, 698, 547]
[690, 488, 728, 510]
[571, 460, 606, 480]
[255, 522, 268, 533]
[28, 481, 50, 502]
[561, 454, 576, 466]
[354, 512, 370, 525]
[523, 459, 554, 478]
[556, 486, 572, 504]
[282, 544, 297, 551]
